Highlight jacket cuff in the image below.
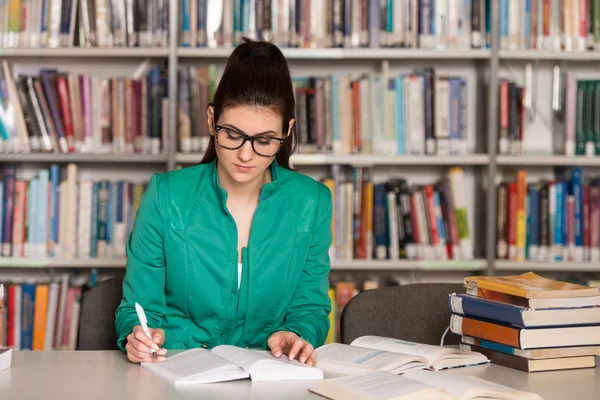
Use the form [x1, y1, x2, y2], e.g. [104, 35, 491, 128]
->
[116, 317, 140, 351]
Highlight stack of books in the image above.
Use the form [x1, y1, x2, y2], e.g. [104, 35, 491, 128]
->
[448, 272, 600, 372]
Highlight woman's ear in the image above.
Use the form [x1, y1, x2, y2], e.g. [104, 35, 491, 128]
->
[286, 118, 295, 137]
[207, 103, 215, 136]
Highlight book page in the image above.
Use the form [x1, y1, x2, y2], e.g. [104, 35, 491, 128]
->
[350, 335, 488, 370]
[316, 343, 428, 375]
[351, 336, 445, 364]
[309, 370, 453, 400]
[404, 370, 544, 400]
[141, 348, 245, 383]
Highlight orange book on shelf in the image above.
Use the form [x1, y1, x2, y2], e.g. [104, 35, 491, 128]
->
[465, 272, 600, 300]
[32, 285, 49, 351]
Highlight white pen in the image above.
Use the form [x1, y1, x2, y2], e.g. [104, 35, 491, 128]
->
[135, 302, 158, 360]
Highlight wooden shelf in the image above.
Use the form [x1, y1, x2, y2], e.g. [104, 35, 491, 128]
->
[0, 153, 168, 164]
[0, 257, 486, 271]
[495, 260, 600, 272]
[500, 50, 600, 61]
[497, 155, 600, 167]
[331, 259, 486, 271]
[0, 47, 169, 58]
[178, 47, 491, 60]
[176, 153, 490, 166]
[0, 258, 126, 269]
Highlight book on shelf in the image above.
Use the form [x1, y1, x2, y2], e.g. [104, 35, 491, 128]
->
[315, 335, 489, 376]
[322, 166, 473, 263]
[0, 60, 166, 155]
[450, 272, 600, 372]
[0, 0, 168, 48]
[495, 167, 600, 264]
[501, 71, 600, 157]
[141, 345, 323, 386]
[308, 369, 543, 400]
[178, 65, 472, 157]
[498, 1, 600, 52]
[1, 274, 82, 351]
[178, 0, 489, 49]
[0, 164, 146, 260]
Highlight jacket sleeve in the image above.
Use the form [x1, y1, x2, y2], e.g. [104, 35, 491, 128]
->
[114, 173, 168, 351]
[268, 182, 333, 348]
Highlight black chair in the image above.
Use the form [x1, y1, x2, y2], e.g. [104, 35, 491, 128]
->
[77, 275, 124, 350]
[340, 282, 465, 346]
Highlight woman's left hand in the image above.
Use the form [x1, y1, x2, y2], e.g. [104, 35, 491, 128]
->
[267, 330, 317, 366]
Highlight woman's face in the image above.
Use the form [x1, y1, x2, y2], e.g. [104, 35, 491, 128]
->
[208, 105, 290, 186]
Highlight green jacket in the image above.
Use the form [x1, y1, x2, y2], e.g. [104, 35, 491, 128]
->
[114, 158, 332, 351]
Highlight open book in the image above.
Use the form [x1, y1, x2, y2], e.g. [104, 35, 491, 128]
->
[141, 345, 324, 386]
[309, 369, 543, 400]
[315, 336, 488, 376]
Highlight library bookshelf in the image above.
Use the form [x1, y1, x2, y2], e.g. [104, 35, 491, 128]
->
[2, 1, 600, 283]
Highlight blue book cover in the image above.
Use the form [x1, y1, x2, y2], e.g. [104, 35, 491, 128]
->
[20, 283, 36, 350]
[572, 168, 583, 256]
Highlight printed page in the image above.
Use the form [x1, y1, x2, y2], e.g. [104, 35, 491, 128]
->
[316, 343, 428, 375]
[211, 345, 323, 381]
[350, 335, 488, 370]
[141, 348, 247, 384]
[309, 370, 453, 400]
[351, 336, 445, 363]
[404, 370, 544, 400]
[211, 345, 279, 372]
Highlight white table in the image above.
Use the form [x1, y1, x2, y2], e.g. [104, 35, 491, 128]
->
[0, 351, 598, 400]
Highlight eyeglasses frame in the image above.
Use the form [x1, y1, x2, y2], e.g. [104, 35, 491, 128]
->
[213, 124, 287, 157]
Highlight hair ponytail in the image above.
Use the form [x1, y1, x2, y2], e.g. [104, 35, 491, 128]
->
[200, 38, 298, 169]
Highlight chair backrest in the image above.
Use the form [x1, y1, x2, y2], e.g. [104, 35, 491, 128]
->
[340, 282, 465, 346]
[77, 275, 124, 350]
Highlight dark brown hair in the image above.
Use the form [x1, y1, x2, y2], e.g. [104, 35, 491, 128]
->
[200, 37, 297, 169]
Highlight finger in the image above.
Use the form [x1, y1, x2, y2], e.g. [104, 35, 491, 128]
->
[298, 342, 314, 364]
[126, 343, 141, 363]
[133, 338, 153, 356]
[151, 329, 165, 346]
[135, 330, 159, 351]
[268, 337, 283, 358]
[126, 343, 144, 363]
[306, 350, 317, 367]
[288, 338, 306, 361]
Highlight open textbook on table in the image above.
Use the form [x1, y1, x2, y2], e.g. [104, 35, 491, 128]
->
[309, 369, 543, 400]
[141, 345, 323, 386]
[315, 335, 489, 376]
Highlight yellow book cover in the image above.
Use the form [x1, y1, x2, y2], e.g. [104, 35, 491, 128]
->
[326, 288, 336, 344]
[465, 272, 600, 299]
[32, 285, 49, 351]
[516, 171, 527, 261]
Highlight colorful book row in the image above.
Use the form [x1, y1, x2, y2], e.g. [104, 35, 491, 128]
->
[324, 166, 473, 262]
[0, 164, 146, 260]
[0, 61, 167, 155]
[496, 167, 600, 263]
[498, 0, 600, 52]
[0, 0, 169, 49]
[0, 276, 81, 351]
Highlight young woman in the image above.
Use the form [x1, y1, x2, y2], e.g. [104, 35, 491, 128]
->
[114, 38, 333, 367]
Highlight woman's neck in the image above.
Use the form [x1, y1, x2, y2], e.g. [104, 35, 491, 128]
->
[216, 161, 271, 203]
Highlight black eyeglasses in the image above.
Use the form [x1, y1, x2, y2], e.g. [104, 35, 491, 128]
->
[214, 125, 286, 157]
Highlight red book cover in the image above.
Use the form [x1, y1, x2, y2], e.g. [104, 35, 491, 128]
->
[424, 185, 439, 247]
[7, 285, 15, 348]
[56, 76, 74, 152]
[583, 183, 590, 260]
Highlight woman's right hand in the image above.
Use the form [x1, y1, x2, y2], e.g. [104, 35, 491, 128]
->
[126, 325, 167, 363]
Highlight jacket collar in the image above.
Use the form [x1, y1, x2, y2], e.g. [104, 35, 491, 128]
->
[211, 157, 281, 205]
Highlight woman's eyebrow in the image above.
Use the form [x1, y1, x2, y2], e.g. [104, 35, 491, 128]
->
[222, 123, 278, 136]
